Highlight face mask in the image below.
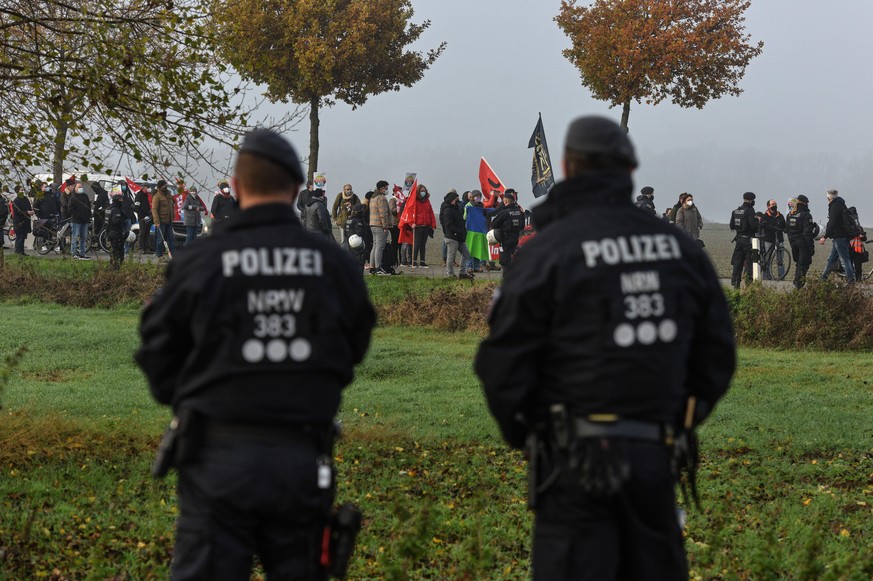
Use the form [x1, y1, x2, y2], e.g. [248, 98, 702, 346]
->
[686, 200, 693, 207]
[222, 187, 230, 194]
[769, 206, 777, 212]
[474, 196, 482, 203]
[77, 188, 84, 194]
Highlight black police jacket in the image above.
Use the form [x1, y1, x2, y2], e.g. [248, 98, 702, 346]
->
[136, 203, 376, 426]
[787, 208, 814, 243]
[108, 202, 125, 238]
[491, 203, 524, 245]
[730, 203, 758, 236]
[475, 171, 735, 449]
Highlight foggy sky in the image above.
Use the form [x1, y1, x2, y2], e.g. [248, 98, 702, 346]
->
[260, 0, 873, 224]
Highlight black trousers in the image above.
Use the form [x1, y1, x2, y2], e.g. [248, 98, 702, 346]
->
[14, 228, 27, 254]
[413, 227, 429, 264]
[109, 235, 124, 269]
[139, 217, 152, 251]
[172, 437, 329, 581]
[789, 237, 812, 288]
[499, 236, 519, 268]
[389, 226, 401, 265]
[730, 235, 753, 288]
[532, 441, 687, 581]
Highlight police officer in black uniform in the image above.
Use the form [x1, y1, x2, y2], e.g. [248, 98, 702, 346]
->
[787, 195, 815, 289]
[729, 192, 760, 289]
[136, 128, 376, 580]
[490, 189, 525, 269]
[475, 116, 736, 581]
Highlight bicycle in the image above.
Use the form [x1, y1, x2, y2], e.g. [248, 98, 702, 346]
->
[758, 236, 792, 281]
[32, 216, 90, 256]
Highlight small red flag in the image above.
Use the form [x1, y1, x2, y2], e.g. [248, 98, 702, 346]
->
[124, 177, 142, 194]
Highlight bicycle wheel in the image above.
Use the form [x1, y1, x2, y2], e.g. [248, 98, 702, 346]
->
[34, 234, 55, 255]
[767, 246, 792, 281]
[98, 228, 109, 253]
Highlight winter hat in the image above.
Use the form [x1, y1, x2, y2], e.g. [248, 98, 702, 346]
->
[444, 191, 459, 204]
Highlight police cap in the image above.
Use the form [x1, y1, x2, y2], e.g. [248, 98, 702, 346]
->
[239, 128, 305, 185]
[564, 116, 637, 168]
[796, 194, 809, 204]
[504, 191, 516, 202]
[743, 192, 756, 201]
[641, 186, 654, 196]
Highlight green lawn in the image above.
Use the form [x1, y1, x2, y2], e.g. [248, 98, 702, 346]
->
[1, 303, 871, 579]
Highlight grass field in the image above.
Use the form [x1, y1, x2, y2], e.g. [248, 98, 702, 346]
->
[1, 302, 871, 579]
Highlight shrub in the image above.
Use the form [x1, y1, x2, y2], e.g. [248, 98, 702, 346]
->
[727, 280, 873, 350]
[0, 259, 162, 308]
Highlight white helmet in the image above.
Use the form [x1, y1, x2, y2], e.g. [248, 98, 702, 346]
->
[486, 229, 501, 245]
[126, 230, 137, 243]
[348, 234, 363, 248]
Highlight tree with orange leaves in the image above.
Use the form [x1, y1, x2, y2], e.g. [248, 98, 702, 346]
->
[556, 0, 763, 131]
[211, 0, 445, 182]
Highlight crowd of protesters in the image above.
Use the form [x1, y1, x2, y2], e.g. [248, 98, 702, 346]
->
[292, 180, 531, 278]
[2, 176, 867, 285]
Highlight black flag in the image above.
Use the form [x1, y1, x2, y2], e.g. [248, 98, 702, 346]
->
[528, 113, 554, 198]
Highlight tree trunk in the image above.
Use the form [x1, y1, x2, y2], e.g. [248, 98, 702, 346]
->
[620, 100, 631, 132]
[308, 97, 320, 184]
[52, 118, 69, 186]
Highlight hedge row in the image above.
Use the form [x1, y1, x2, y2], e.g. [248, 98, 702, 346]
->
[1, 259, 870, 350]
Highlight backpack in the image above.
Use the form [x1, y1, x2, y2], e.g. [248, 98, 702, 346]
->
[843, 210, 862, 238]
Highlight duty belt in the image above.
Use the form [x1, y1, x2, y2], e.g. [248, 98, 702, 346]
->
[203, 419, 324, 446]
[572, 415, 673, 445]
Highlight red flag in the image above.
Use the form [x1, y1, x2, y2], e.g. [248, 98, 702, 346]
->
[124, 177, 142, 194]
[398, 177, 418, 245]
[479, 157, 505, 208]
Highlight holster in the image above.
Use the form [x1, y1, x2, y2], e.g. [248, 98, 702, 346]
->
[320, 503, 362, 580]
[151, 408, 201, 479]
[672, 430, 701, 509]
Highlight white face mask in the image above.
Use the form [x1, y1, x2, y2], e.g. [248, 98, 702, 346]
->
[686, 200, 693, 207]
[77, 188, 84, 194]
[222, 187, 230, 194]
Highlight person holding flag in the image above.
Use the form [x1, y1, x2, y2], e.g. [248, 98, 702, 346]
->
[409, 184, 436, 268]
[463, 190, 493, 272]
